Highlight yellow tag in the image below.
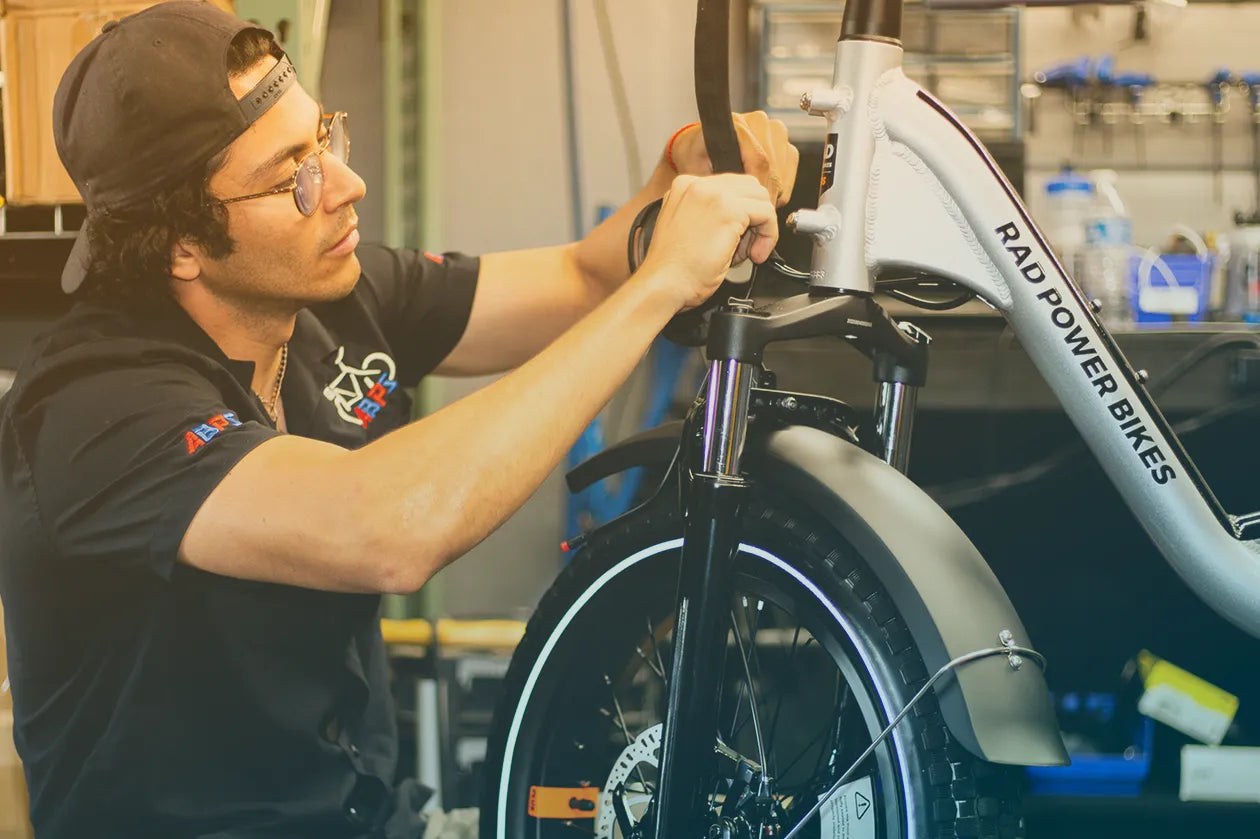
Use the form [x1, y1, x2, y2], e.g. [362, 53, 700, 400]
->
[528, 786, 599, 819]
[1137, 650, 1239, 745]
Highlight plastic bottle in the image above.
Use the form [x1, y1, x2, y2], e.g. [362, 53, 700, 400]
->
[1042, 167, 1095, 282]
[1225, 223, 1260, 322]
[1080, 170, 1134, 328]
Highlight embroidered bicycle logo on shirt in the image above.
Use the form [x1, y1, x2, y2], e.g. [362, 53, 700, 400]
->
[322, 346, 400, 428]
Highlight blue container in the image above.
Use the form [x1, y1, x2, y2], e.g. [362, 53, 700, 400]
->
[1026, 693, 1154, 797]
[1128, 253, 1214, 324]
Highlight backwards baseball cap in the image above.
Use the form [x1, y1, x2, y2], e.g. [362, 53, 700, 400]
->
[54, 0, 296, 293]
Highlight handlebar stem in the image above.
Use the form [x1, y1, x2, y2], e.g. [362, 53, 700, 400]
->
[842, 0, 903, 42]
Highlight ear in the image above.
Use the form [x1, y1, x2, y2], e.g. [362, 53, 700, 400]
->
[170, 238, 203, 283]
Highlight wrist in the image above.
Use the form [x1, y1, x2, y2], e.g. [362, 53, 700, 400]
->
[647, 159, 677, 196]
[626, 259, 686, 319]
[665, 122, 700, 173]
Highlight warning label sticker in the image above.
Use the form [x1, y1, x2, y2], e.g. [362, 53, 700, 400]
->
[818, 775, 875, 839]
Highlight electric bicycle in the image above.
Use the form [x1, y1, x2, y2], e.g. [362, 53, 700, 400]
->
[481, 1, 1260, 836]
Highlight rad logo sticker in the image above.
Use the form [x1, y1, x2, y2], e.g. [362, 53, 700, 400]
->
[184, 411, 243, 454]
[819, 132, 839, 196]
[322, 346, 399, 429]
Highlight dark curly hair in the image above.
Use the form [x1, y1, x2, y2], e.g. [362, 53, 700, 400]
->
[78, 27, 284, 307]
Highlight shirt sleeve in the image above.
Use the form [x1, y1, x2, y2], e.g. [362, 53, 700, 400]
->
[352, 244, 480, 387]
[10, 358, 281, 580]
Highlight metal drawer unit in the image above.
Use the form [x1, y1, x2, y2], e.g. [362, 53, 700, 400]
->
[750, 0, 1022, 141]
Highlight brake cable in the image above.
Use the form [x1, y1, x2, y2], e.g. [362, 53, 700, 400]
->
[877, 275, 975, 310]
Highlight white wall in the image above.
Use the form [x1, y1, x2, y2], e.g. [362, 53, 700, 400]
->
[425, 0, 712, 618]
[1021, 3, 1260, 245]
[436, 0, 708, 255]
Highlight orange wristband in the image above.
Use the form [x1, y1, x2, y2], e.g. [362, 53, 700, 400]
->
[665, 122, 700, 172]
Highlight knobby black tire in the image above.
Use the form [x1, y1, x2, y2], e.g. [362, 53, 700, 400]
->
[481, 491, 1024, 839]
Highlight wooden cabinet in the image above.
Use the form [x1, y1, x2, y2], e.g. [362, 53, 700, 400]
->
[0, 1, 235, 206]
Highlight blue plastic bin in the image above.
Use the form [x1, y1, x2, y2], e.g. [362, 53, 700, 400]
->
[1127, 253, 1214, 324]
[1026, 692, 1155, 797]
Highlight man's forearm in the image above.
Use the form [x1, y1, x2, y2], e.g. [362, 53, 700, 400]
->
[572, 160, 675, 297]
[348, 269, 679, 589]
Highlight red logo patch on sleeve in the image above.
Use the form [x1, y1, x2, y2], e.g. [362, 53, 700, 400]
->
[184, 411, 244, 454]
[423, 251, 445, 265]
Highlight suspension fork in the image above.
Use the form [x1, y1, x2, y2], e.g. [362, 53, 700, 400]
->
[875, 380, 918, 473]
[874, 322, 931, 474]
[652, 295, 928, 837]
[653, 323, 757, 838]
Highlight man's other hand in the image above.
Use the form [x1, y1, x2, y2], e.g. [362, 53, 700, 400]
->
[666, 111, 800, 208]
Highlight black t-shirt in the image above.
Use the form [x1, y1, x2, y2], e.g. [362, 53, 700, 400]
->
[0, 244, 479, 838]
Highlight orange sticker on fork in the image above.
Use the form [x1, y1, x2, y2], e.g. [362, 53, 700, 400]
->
[528, 786, 599, 819]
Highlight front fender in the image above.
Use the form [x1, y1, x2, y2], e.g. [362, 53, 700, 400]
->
[568, 423, 1068, 766]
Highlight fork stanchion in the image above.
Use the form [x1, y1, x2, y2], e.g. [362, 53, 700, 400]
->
[653, 350, 755, 839]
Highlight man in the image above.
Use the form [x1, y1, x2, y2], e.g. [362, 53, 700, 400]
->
[0, 2, 798, 838]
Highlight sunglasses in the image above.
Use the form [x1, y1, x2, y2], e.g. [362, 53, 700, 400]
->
[218, 111, 350, 217]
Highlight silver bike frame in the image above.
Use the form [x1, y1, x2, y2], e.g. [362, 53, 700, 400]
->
[797, 38, 1260, 638]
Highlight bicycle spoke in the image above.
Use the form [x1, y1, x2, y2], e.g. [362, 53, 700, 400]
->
[645, 615, 668, 682]
[746, 597, 766, 669]
[831, 678, 853, 774]
[739, 597, 768, 721]
[727, 598, 763, 741]
[764, 624, 803, 778]
[774, 679, 849, 785]
[726, 652, 745, 739]
[805, 675, 845, 786]
[709, 776, 725, 814]
[746, 599, 770, 770]
[730, 610, 768, 771]
[761, 634, 821, 770]
[774, 732, 818, 782]
[602, 678, 634, 746]
[730, 627, 776, 745]
[604, 674, 652, 794]
[634, 643, 666, 682]
[727, 600, 772, 746]
[716, 621, 736, 731]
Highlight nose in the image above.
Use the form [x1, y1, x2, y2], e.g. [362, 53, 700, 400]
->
[322, 152, 367, 210]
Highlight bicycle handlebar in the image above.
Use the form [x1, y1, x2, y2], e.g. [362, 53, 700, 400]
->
[695, 0, 742, 175]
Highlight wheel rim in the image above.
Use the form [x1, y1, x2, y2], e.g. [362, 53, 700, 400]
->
[496, 540, 919, 839]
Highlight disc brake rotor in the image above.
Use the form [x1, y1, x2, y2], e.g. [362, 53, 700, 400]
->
[595, 723, 662, 838]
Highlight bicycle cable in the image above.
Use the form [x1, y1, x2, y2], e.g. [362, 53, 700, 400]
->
[781, 642, 1047, 839]
[883, 287, 975, 310]
[1146, 333, 1260, 398]
[876, 274, 976, 310]
[928, 335, 1260, 510]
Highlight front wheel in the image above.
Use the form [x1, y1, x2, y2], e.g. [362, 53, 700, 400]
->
[481, 494, 1023, 839]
